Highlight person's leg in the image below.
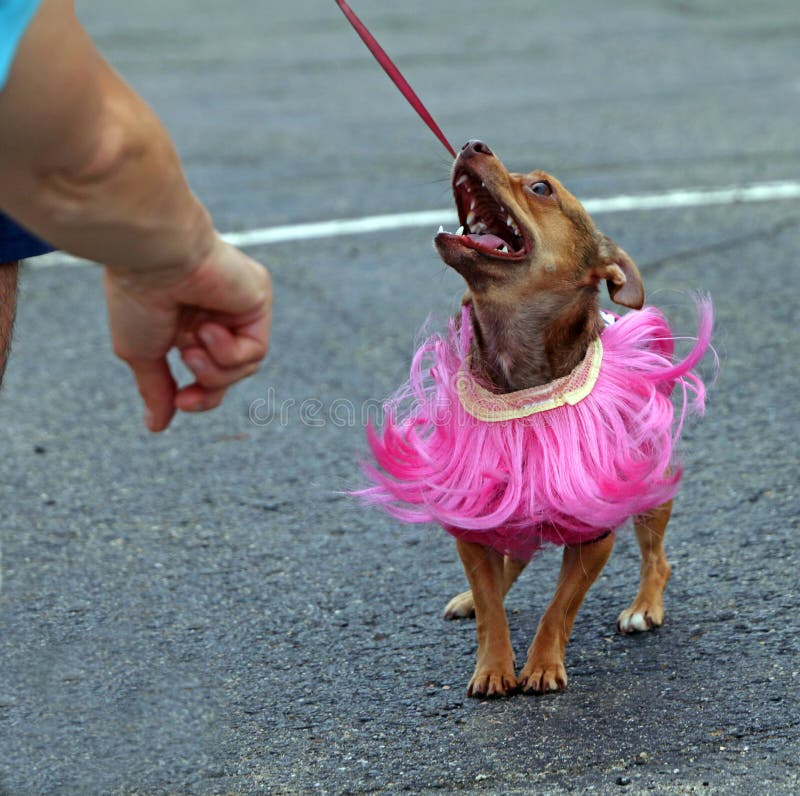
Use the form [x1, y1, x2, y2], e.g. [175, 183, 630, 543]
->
[0, 262, 20, 387]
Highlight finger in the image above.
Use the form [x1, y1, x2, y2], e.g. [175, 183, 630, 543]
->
[174, 307, 210, 351]
[181, 347, 260, 390]
[197, 317, 270, 369]
[126, 357, 177, 432]
[174, 382, 227, 413]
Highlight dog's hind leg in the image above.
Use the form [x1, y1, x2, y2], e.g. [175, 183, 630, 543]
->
[443, 555, 527, 620]
[454, 539, 518, 697]
[617, 499, 672, 634]
[520, 532, 615, 693]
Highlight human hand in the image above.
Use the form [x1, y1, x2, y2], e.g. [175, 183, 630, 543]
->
[104, 237, 272, 432]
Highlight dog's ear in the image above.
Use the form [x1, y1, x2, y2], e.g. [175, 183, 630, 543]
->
[590, 234, 644, 309]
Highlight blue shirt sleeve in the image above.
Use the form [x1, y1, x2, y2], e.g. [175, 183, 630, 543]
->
[0, 0, 42, 91]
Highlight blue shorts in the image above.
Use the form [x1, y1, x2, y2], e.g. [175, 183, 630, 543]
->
[0, 212, 53, 262]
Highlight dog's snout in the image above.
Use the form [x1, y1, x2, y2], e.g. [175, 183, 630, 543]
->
[461, 139, 493, 157]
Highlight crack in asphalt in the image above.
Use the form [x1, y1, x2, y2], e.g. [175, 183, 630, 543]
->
[642, 214, 800, 272]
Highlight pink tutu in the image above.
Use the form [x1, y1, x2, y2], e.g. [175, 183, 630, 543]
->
[357, 299, 713, 560]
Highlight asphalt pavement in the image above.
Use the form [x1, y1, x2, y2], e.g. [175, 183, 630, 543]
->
[1, 1, 799, 793]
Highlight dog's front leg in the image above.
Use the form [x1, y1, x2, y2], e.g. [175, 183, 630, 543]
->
[520, 533, 615, 693]
[455, 538, 518, 698]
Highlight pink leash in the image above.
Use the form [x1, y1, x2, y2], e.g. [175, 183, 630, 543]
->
[335, 0, 457, 159]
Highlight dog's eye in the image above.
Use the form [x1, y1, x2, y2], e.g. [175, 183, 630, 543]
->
[528, 181, 552, 196]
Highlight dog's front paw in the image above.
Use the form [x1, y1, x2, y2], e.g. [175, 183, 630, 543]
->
[443, 589, 475, 620]
[467, 664, 517, 699]
[616, 600, 665, 634]
[519, 660, 568, 694]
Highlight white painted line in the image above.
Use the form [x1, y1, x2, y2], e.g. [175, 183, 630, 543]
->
[29, 179, 800, 269]
[222, 209, 454, 247]
[582, 180, 800, 214]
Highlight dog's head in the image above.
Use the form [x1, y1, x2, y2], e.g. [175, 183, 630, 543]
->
[435, 140, 643, 310]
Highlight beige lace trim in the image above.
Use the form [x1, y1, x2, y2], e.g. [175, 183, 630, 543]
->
[456, 337, 604, 422]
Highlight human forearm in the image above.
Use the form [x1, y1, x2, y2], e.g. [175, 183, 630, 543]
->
[0, 0, 215, 276]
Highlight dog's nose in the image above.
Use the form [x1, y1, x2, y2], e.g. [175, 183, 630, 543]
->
[461, 139, 493, 157]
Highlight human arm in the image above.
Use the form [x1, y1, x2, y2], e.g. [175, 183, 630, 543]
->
[0, 0, 271, 430]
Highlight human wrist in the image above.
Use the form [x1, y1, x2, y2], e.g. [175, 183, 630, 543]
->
[101, 197, 219, 288]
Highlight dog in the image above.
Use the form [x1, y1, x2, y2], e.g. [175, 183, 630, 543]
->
[359, 140, 712, 697]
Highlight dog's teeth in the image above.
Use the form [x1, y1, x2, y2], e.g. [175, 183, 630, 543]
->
[455, 175, 468, 187]
[499, 245, 509, 253]
[466, 211, 476, 226]
[438, 225, 444, 233]
[456, 225, 465, 236]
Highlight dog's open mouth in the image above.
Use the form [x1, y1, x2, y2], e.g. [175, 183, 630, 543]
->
[436, 168, 529, 260]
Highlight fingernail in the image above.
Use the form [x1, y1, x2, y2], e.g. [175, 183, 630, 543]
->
[145, 409, 154, 429]
[199, 329, 214, 346]
[186, 355, 206, 373]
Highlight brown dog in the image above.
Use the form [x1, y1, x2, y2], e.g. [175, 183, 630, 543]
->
[433, 140, 674, 698]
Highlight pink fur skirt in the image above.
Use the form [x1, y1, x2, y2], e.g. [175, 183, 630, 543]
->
[357, 299, 713, 560]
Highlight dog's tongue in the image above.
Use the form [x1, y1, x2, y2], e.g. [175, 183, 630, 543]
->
[466, 233, 506, 250]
